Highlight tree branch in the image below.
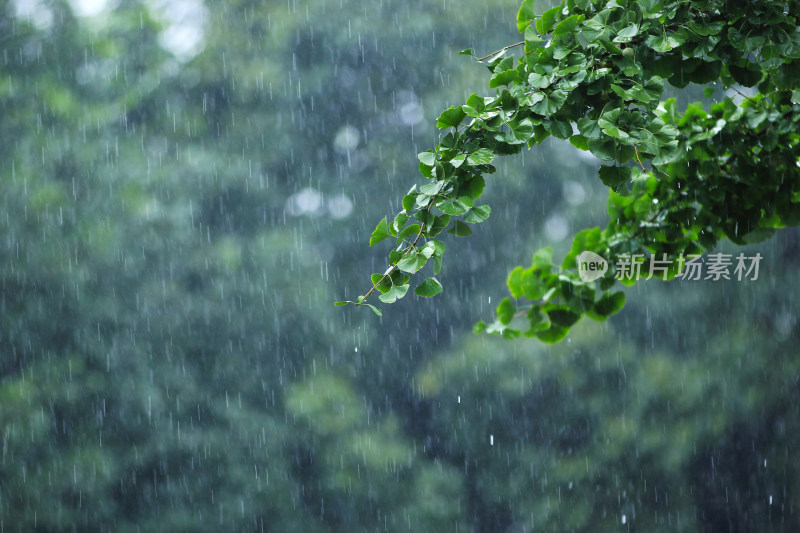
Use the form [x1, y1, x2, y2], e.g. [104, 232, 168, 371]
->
[730, 86, 757, 104]
[356, 194, 440, 306]
[478, 41, 525, 61]
[633, 145, 646, 171]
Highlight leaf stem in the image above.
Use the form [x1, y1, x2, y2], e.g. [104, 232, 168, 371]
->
[630, 208, 664, 240]
[633, 145, 646, 171]
[477, 41, 525, 61]
[730, 86, 757, 104]
[360, 265, 398, 303]
[357, 194, 441, 307]
[513, 307, 531, 319]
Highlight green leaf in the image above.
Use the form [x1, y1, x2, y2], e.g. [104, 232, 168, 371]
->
[396, 223, 421, 244]
[597, 37, 622, 55]
[645, 34, 681, 52]
[447, 220, 473, 237]
[689, 20, 724, 36]
[402, 193, 417, 211]
[590, 291, 626, 318]
[536, 325, 569, 343]
[389, 270, 410, 286]
[370, 273, 393, 294]
[414, 277, 443, 297]
[516, 0, 535, 32]
[333, 301, 350, 306]
[613, 23, 640, 42]
[466, 93, 485, 110]
[581, 18, 608, 42]
[439, 201, 469, 216]
[598, 165, 640, 190]
[389, 249, 403, 265]
[429, 214, 451, 236]
[637, 0, 663, 16]
[467, 148, 495, 165]
[536, 6, 560, 35]
[545, 119, 573, 139]
[462, 176, 486, 199]
[418, 151, 436, 167]
[491, 56, 514, 73]
[378, 283, 409, 304]
[463, 205, 491, 224]
[419, 162, 434, 178]
[391, 212, 409, 234]
[597, 108, 629, 140]
[497, 297, 516, 325]
[587, 138, 617, 161]
[369, 217, 391, 246]
[419, 180, 444, 195]
[449, 153, 467, 167]
[553, 14, 583, 36]
[563, 227, 604, 269]
[577, 118, 602, 139]
[528, 72, 553, 89]
[416, 193, 433, 208]
[524, 25, 544, 46]
[522, 269, 548, 301]
[531, 90, 568, 116]
[533, 247, 554, 269]
[490, 69, 521, 88]
[507, 266, 525, 299]
[546, 307, 581, 327]
[600, 124, 629, 140]
[364, 303, 383, 317]
[728, 64, 762, 87]
[397, 251, 428, 274]
[436, 106, 467, 129]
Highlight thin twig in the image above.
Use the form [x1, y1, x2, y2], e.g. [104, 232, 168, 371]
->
[513, 307, 530, 319]
[477, 41, 525, 61]
[730, 86, 757, 104]
[357, 194, 440, 306]
[360, 265, 397, 303]
[633, 145, 646, 171]
[630, 208, 664, 240]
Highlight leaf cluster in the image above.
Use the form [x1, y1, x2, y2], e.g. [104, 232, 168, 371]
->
[340, 0, 800, 343]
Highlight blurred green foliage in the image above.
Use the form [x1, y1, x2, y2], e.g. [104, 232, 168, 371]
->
[0, 0, 798, 531]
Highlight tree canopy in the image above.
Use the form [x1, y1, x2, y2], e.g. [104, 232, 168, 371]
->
[341, 0, 800, 342]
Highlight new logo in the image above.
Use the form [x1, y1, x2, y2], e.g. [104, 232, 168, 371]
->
[577, 251, 608, 282]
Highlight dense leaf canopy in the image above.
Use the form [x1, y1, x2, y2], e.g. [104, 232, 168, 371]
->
[343, 0, 800, 342]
